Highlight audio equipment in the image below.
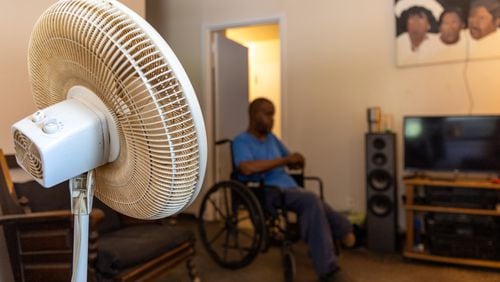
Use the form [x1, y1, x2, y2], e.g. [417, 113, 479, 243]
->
[365, 133, 398, 252]
[426, 213, 500, 260]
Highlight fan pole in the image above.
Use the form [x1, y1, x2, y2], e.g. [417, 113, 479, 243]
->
[69, 170, 95, 282]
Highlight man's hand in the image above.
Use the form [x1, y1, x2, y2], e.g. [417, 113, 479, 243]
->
[286, 152, 305, 169]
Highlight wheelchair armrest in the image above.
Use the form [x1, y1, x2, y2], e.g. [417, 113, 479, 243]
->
[215, 139, 232, 146]
[303, 176, 324, 200]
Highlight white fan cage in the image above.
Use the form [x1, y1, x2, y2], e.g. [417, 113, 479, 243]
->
[26, 0, 207, 219]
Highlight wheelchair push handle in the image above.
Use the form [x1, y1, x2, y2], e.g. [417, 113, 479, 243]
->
[215, 139, 232, 146]
[303, 176, 324, 200]
[289, 170, 324, 201]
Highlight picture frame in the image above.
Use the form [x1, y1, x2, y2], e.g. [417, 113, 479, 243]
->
[395, 0, 500, 66]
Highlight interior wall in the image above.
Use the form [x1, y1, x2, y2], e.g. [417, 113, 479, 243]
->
[0, 1, 145, 281]
[283, 0, 499, 217]
[146, 0, 500, 223]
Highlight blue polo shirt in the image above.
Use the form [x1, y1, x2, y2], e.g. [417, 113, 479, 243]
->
[232, 132, 298, 189]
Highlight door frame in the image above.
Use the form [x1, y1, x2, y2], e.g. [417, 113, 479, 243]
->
[201, 16, 286, 188]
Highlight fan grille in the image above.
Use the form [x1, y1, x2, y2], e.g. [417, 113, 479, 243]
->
[13, 130, 44, 180]
[28, 0, 203, 219]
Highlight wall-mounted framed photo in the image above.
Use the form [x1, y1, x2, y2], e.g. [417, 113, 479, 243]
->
[395, 0, 500, 66]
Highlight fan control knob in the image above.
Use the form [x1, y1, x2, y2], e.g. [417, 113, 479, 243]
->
[42, 119, 59, 134]
[31, 111, 46, 123]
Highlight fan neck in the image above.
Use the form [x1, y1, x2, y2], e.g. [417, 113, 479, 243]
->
[67, 85, 120, 163]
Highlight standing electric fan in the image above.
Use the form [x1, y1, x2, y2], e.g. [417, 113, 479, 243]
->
[11, 0, 207, 281]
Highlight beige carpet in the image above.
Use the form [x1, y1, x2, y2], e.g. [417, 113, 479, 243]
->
[339, 248, 500, 282]
[156, 218, 500, 282]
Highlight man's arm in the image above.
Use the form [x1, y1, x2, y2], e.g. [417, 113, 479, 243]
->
[238, 153, 304, 175]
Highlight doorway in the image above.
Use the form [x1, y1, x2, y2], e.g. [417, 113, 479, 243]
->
[210, 22, 282, 183]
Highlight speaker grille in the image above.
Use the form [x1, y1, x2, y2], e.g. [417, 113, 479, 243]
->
[13, 130, 43, 179]
[372, 138, 386, 150]
[368, 169, 392, 191]
[368, 195, 393, 217]
[372, 153, 387, 166]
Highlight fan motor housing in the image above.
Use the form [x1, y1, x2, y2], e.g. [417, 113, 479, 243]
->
[12, 99, 108, 187]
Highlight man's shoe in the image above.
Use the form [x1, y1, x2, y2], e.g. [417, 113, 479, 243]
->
[341, 232, 356, 248]
[318, 266, 340, 282]
[319, 267, 355, 282]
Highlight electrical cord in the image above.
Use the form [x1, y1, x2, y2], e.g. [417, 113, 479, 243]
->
[463, 31, 474, 114]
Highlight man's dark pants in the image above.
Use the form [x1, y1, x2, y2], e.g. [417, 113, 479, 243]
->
[266, 188, 352, 277]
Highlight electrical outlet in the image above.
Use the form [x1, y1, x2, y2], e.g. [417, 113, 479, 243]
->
[347, 196, 354, 211]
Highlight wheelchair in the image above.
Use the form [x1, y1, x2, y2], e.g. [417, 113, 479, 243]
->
[198, 139, 325, 282]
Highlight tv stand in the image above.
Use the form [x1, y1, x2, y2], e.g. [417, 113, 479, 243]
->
[403, 177, 500, 268]
[408, 171, 496, 183]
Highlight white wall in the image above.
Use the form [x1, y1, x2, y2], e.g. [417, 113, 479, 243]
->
[0, 1, 144, 281]
[146, 0, 500, 221]
[248, 40, 282, 138]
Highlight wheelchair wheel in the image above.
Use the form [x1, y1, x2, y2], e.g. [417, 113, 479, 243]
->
[198, 180, 266, 269]
[282, 245, 295, 282]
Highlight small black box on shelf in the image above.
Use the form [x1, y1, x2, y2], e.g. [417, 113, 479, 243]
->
[416, 186, 499, 210]
[425, 213, 500, 260]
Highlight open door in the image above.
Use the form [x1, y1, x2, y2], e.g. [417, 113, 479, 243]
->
[213, 33, 249, 182]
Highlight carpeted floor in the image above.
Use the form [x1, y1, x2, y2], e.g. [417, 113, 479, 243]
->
[156, 217, 500, 282]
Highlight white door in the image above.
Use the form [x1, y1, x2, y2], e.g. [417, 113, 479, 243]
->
[213, 33, 249, 182]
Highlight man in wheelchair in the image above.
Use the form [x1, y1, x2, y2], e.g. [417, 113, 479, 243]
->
[232, 98, 355, 281]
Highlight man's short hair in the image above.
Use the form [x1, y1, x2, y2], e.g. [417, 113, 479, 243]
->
[249, 98, 272, 117]
[470, 0, 500, 19]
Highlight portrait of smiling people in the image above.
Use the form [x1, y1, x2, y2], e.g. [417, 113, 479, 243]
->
[395, 0, 500, 66]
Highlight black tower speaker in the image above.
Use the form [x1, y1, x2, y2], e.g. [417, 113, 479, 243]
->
[365, 133, 397, 252]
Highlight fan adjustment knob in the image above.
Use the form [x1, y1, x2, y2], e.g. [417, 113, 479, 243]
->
[31, 111, 46, 123]
[42, 119, 59, 134]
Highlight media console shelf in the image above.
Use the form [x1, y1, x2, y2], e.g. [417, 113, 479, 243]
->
[403, 177, 500, 268]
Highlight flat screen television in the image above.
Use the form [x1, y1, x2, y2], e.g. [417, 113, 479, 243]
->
[404, 116, 500, 173]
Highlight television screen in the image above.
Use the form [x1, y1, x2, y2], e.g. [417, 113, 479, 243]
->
[404, 116, 500, 172]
